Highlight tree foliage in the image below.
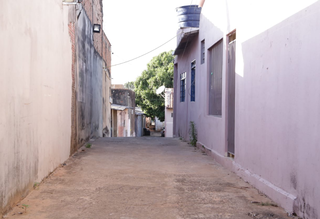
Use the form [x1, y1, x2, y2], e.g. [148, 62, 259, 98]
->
[134, 51, 174, 121]
[124, 81, 135, 90]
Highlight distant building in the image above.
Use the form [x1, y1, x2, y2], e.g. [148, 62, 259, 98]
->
[135, 107, 146, 137]
[165, 88, 174, 137]
[111, 88, 135, 137]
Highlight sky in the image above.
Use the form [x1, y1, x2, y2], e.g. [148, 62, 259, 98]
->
[103, 0, 196, 85]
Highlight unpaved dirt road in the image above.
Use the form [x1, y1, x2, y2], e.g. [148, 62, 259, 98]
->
[5, 137, 289, 219]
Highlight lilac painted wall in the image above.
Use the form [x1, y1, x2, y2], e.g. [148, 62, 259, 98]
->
[235, 3, 320, 217]
[174, 8, 227, 157]
[174, 0, 320, 217]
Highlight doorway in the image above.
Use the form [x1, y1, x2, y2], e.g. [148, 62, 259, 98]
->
[227, 31, 236, 157]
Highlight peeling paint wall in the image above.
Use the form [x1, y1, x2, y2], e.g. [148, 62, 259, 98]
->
[111, 89, 136, 137]
[70, 2, 112, 152]
[0, 1, 72, 215]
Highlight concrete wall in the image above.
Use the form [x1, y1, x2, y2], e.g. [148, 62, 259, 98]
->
[70, 3, 112, 151]
[102, 64, 112, 137]
[235, 2, 320, 217]
[74, 8, 103, 145]
[174, 0, 320, 217]
[135, 115, 144, 137]
[0, 1, 72, 215]
[155, 117, 165, 131]
[165, 109, 173, 137]
[165, 88, 174, 137]
[174, 17, 226, 155]
[81, 0, 103, 56]
[113, 108, 135, 137]
[112, 89, 135, 107]
[0, 0, 111, 215]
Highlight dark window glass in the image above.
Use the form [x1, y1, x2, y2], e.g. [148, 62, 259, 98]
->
[208, 40, 223, 116]
[180, 72, 186, 102]
[191, 61, 196, 101]
[201, 40, 205, 64]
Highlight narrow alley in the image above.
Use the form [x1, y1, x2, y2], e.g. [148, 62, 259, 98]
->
[6, 137, 288, 219]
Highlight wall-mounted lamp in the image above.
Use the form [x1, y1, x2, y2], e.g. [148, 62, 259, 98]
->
[93, 24, 101, 33]
[63, 0, 82, 5]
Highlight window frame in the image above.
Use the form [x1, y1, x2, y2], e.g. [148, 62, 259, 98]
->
[201, 40, 205, 64]
[208, 39, 223, 116]
[190, 60, 196, 102]
[180, 72, 186, 102]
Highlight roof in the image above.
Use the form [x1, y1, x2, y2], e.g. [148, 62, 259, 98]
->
[111, 104, 127, 111]
[135, 107, 145, 115]
[174, 28, 199, 55]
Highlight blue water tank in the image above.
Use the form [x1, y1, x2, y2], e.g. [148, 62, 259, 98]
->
[176, 5, 201, 28]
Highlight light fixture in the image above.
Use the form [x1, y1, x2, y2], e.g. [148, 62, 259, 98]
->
[93, 24, 101, 33]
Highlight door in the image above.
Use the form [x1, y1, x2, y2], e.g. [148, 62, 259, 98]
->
[227, 32, 236, 156]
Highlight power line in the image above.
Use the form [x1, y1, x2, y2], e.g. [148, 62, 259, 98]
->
[111, 35, 177, 67]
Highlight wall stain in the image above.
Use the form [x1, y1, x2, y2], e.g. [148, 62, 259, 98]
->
[290, 173, 297, 190]
[294, 196, 318, 219]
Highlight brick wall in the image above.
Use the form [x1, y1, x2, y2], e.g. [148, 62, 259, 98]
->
[68, 0, 111, 154]
[103, 32, 112, 75]
[81, 0, 104, 59]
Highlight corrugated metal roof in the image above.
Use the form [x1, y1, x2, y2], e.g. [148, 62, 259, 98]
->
[135, 107, 145, 115]
[111, 104, 127, 111]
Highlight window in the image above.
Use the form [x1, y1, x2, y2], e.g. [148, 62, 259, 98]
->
[180, 72, 186, 102]
[208, 39, 223, 116]
[191, 61, 196, 101]
[201, 40, 205, 64]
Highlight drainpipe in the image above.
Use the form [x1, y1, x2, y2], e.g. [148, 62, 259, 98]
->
[199, 0, 205, 8]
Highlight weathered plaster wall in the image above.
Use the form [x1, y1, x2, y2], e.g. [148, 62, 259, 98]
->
[102, 65, 112, 137]
[116, 109, 130, 137]
[112, 89, 135, 108]
[111, 89, 135, 137]
[81, 0, 103, 56]
[135, 115, 144, 137]
[0, 1, 71, 215]
[74, 8, 105, 146]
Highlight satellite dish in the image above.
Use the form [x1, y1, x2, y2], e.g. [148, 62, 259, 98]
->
[156, 85, 165, 95]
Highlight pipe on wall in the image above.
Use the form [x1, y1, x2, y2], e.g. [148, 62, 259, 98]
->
[199, 0, 205, 8]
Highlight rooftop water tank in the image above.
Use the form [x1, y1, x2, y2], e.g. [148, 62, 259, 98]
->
[176, 5, 201, 28]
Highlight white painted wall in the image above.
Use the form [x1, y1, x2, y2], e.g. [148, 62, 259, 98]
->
[155, 117, 165, 131]
[165, 108, 174, 137]
[0, 1, 71, 214]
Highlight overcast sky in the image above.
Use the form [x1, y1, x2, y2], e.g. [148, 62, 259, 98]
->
[103, 0, 196, 85]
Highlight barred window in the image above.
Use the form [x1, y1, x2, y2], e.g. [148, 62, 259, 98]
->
[180, 72, 186, 102]
[191, 61, 196, 101]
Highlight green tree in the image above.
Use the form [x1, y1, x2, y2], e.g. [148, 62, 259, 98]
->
[124, 81, 135, 90]
[134, 51, 174, 121]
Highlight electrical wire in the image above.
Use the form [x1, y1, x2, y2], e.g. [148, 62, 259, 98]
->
[111, 35, 177, 67]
